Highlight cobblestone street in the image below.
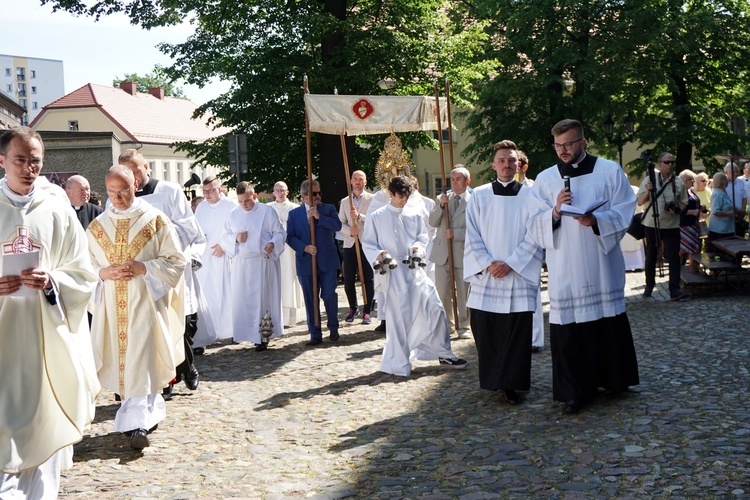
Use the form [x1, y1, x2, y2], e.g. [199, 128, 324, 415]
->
[61, 270, 749, 498]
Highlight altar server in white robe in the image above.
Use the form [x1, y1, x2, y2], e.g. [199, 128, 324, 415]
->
[270, 181, 305, 327]
[366, 184, 431, 332]
[362, 175, 468, 376]
[222, 182, 285, 351]
[0, 127, 99, 498]
[195, 175, 237, 342]
[88, 166, 186, 449]
[464, 141, 543, 406]
[528, 119, 639, 415]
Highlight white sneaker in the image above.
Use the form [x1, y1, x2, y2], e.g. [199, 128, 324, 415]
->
[458, 331, 472, 339]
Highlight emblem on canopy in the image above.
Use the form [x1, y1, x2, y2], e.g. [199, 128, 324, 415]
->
[353, 99, 374, 120]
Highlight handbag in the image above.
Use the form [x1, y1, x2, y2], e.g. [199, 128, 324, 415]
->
[627, 212, 645, 239]
[627, 175, 676, 240]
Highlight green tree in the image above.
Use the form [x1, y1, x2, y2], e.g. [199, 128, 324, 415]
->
[46, 0, 494, 200]
[113, 65, 188, 99]
[464, 0, 750, 181]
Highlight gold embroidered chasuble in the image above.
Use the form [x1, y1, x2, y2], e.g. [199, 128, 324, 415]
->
[87, 201, 186, 400]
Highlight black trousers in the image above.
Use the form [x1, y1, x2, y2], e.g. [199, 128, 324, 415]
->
[342, 244, 375, 314]
[644, 226, 681, 292]
[470, 308, 532, 391]
[175, 312, 197, 380]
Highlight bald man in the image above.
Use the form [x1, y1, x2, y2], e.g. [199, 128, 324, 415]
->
[87, 165, 186, 449]
[65, 174, 103, 229]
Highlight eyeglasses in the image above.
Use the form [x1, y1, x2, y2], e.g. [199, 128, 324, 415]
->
[311, 191, 322, 196]
[552, 138, 584, 151]
[106, 185, 134, 198]
[0, 153, 42, 170]
[661, 160, 675, 165]
[273, 188, 288, 193]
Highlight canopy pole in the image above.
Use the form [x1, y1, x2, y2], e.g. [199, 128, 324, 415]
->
[433, 79, 459, 332]
[445, 78, 455, 169]
[303, 75, 320, 326]
[340, 133, 368, 306]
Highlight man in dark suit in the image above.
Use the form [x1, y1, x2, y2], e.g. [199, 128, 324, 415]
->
[286, 179, 343, 346]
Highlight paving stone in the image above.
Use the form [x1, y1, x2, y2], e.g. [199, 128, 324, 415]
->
[58, 270, 750, 497]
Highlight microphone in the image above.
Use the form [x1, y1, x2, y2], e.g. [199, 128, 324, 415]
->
[564, 176, 570, 192]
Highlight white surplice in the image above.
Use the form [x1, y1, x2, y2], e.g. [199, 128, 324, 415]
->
[362, 204, 456, 376]
[0, 182, 99, 474]
[87, 199, 187, 402]
[222, 202, 286, 344]
[270, 199, 306, 326]
[195, 195, 237, 340]
[528, 158, 636, 325]
[464, 183, 542, 313]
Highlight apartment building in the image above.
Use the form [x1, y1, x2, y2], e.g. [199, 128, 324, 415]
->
[0, 54, 65, 125]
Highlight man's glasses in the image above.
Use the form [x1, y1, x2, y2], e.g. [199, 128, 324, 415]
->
[551, 138, 583, 151]
[661, 160, 675, 165]
[1, 153, 42, 170]
[106, 185, 134, 198]
[311, 191, 322, 196]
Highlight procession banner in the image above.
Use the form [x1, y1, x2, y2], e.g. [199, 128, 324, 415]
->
[304, 95, 449, 135]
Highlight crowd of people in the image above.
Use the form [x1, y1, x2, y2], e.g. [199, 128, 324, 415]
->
[25, 117, 750, 496]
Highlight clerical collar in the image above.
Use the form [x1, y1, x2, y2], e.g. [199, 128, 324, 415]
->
[1, 180, 36, 207]
[136, 177, 159, 197]
[491, 179, 522, 196]
[111, 198, 143, 215]
[557, 152, 597, 178]
[73, 205, 83, 210]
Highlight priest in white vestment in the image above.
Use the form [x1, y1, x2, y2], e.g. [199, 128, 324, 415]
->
[1, 127, 99, 498]
[195, 175, 237, 341]
[270, 181, 305, 327]
[464, 141, 543, 405]
[362, 176, 468, 376]
[528, 119, 639, 415]
[222, 182, 285, 350]
[88, 166, 186, 449]
[118, 149, 205, 393]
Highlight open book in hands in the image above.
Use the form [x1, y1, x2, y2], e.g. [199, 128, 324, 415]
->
[558, 198, 608, 217]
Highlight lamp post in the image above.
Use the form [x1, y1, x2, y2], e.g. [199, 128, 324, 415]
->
[603, 113, 636, 167]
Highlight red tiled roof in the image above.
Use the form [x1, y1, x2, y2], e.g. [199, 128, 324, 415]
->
[33, 83, 228, 144]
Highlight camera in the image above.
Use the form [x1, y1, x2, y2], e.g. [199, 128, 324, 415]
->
[665, 201, 680, 215]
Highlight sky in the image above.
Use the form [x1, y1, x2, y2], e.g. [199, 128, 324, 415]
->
[1, 0, 231, 105]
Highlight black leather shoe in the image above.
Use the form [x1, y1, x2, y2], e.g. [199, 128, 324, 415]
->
[500, 389, 520, 405]
[255, 342, 268, 352]
[184, 369, 199, 391]
[130, 428, 150, 449]
[162, 383, 174, 401]
[531, 346, 541, 354]
[305, 339, 322, 346]
[330, 331, 340, 342]
[193, 347, 205, 356]
[564, 399, 582, 415]
[374, 321, 386, 332]
[643, 286, 653, 298]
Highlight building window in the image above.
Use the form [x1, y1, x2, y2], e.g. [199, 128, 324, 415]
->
[32, 102, 38, 110]
[30, 70, 36, 79]
[17, 83, 26, 97]
[68, 121, 79, 132]
[431, 129, 457, 144]
[433, 176, 444, 196]
[5, 84, 11, 93]
[31, 86, 37, 94]
[16, 68, 25, 81]
[21, 115, 28, 126]
[4, 68, 10, 77]
[19, 99, 27, 109]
